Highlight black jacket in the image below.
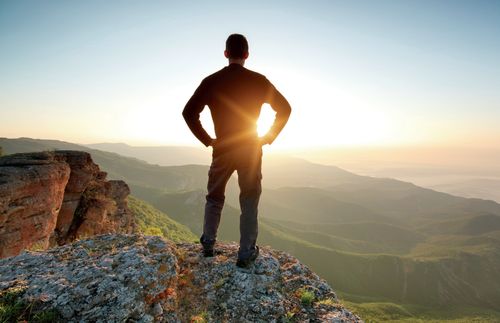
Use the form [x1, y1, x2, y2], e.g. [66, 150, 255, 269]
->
[183, 63, 291, 149]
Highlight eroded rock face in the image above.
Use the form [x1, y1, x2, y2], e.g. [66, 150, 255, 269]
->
[0, 152, 71, 258]
[50, 150, 103, 245]
[0, 151, 135, 258]
[50, 150, 135, 245]
[0, 234, 362, 322]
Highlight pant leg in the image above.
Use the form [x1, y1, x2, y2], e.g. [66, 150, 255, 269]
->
[202, 152, 235, 245]
[235, 144, 263, 259]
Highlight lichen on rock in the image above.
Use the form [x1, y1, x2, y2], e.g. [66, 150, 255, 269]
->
[0, 233, 362, 322]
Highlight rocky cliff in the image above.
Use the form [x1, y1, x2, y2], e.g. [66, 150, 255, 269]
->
[0, 233, 361, 322]
[0, 151, 135, 258]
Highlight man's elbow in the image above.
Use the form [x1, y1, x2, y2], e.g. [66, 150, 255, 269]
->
[281, 104, 291, 119]
[182, 108, 191, 122]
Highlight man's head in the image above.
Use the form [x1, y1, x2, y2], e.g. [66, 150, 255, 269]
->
[224, 34, 249, 61]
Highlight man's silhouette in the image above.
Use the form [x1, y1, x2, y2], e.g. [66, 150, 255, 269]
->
[183, 34, 291, 268]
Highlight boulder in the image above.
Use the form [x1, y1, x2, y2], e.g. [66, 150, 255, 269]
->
[0, 234, 362, 322]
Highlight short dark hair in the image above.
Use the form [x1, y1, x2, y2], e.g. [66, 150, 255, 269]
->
[225, 34, 249, 59]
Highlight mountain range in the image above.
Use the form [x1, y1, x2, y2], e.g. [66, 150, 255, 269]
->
[2, 137, 500, 321]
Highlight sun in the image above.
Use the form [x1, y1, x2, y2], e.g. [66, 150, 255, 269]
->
[257, 104, 276, 137]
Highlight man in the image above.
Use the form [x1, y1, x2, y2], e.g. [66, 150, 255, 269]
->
[182, 34, 291, 268]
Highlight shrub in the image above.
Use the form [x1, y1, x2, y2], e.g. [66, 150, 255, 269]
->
[297, 288, 315, 306]
[0, 286, 61, 322]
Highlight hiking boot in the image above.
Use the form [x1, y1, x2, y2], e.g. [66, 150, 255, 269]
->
[203, 247, 215, 257]
[236, 246, 259, 268]
[200, 236, 215, 258]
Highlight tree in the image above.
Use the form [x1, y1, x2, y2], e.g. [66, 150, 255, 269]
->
[0, 146, 3, 156]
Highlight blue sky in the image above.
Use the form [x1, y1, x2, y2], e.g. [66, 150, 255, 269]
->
[1, 0, 499, 148]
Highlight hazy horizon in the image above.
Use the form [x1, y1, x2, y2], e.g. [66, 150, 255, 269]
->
[16, 136, 496, 203]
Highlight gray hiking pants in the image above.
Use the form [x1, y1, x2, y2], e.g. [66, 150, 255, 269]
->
[201, 142, 262, 259]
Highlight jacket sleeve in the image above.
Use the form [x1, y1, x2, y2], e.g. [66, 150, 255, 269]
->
[262, 78, 292, 144]
[182, 79, 213, 147]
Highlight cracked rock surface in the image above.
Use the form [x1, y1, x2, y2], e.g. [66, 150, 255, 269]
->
[0, 233, 362, 322]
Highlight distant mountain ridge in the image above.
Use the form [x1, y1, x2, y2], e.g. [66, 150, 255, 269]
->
[85, 142, 210, 166]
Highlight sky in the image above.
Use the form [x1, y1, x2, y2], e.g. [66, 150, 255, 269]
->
[1, 0, 499, 149]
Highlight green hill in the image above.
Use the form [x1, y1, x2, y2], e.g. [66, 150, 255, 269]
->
[256, 187, 397, 224]
[128, 196, 197, 243]
[327, 182, 500, 225]
[264, 219, 425, 255]
[418, 213, 500, 236]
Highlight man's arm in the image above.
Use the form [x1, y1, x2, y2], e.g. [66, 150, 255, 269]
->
[182, 79, 214, 147]
[262, 79, 292, 145]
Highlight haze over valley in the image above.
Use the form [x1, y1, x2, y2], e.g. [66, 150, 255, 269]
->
[85, 141, 500, 203]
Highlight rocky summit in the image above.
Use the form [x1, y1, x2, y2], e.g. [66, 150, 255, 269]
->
[0, 233, 361, 322]
[0, 151, 135, 258]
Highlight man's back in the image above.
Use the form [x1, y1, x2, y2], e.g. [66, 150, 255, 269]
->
[203, 64, 269, 141]
[183, 63, 290, 151]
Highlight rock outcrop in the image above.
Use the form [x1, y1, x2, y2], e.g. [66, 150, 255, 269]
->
[0, 234, 361, 322]
[0, 151, 135, 258]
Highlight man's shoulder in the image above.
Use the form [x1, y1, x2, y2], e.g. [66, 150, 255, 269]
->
[202, 67, 226, 82]
[201, 66, 270, 88]
[242, 67, 269, 82]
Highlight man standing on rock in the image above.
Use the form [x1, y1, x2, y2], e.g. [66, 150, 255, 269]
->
[182, 34, 291, 268]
